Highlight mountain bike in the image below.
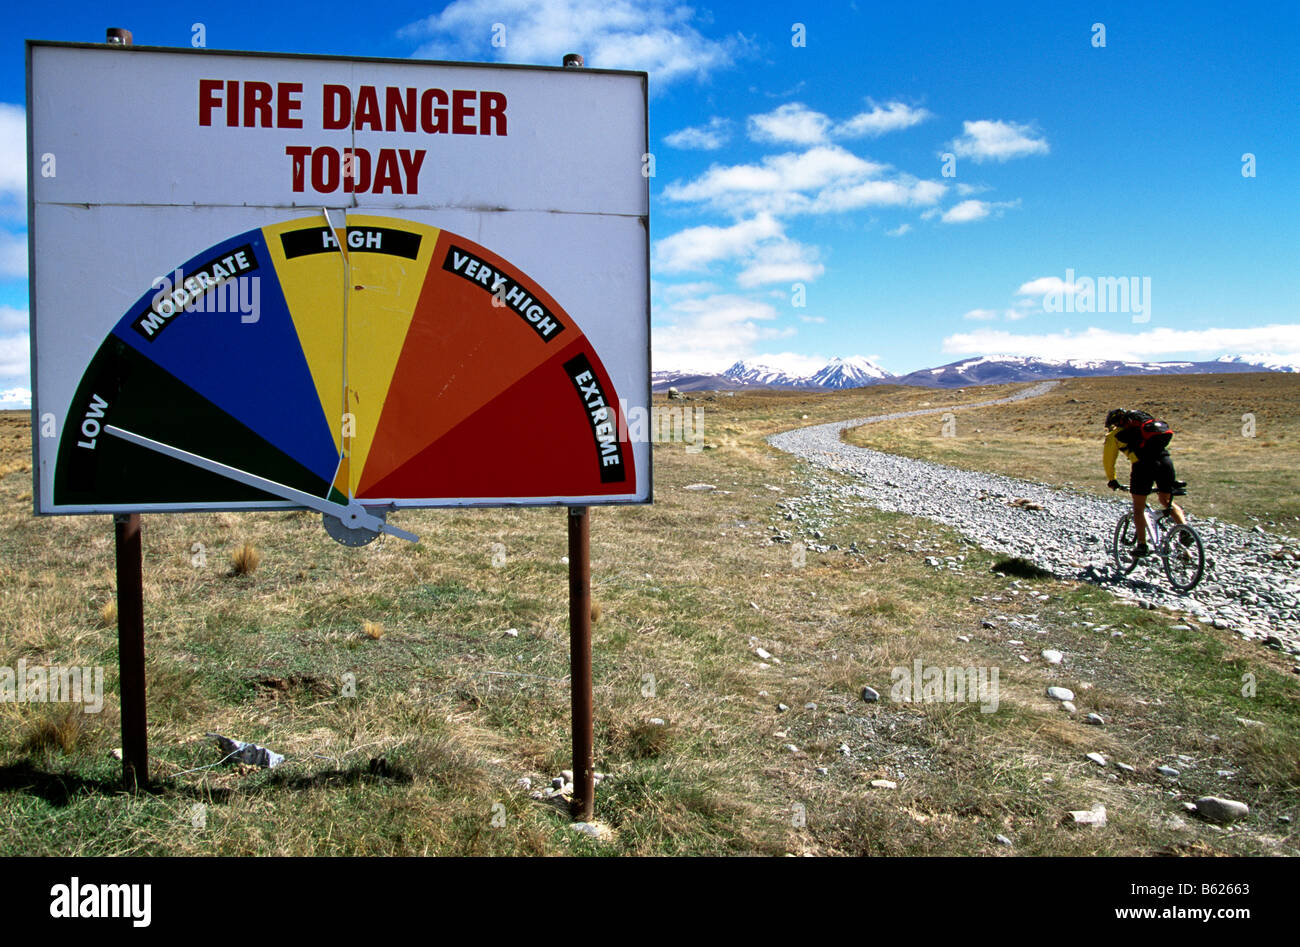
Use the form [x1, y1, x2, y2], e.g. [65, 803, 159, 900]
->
[1111, 480, 1205, 592]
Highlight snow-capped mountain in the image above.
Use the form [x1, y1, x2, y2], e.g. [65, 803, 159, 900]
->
[717, 356, 894, 389]
[1215, 354, 1300, 373]
[652, 357, 892, 392]
[650, 369, 751, 392]
[722, 360, 809, 387]
[651, 353, 1294, 392]
[808, 356, 893, 389]
[892, 355, 1272, 388]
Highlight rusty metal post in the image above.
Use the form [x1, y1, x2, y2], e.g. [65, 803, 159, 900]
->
[568, 507, 594, 821]
[105, 26, 147, 790]
[561, 51, 594, 823]
[114, 514, 148, 789]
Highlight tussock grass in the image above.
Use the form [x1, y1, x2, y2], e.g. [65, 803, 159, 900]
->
[21, 705, 84, 755]
[1, 379, 1298, 856]
[229, 542, 261, 576]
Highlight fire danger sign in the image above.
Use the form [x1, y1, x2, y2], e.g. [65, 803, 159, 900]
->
[26, 42, 651, 515]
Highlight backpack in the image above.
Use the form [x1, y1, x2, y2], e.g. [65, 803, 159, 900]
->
[1122, 410, 1173, 452]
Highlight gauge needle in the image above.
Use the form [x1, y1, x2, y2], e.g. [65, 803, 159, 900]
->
[103, 424, 419, 543]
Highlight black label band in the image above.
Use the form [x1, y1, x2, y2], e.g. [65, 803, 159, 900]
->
[280, 226, 421, 260]
[132, 243, 260, 342]
[442, 245, 566, 343]
[564, 352, 626, 484]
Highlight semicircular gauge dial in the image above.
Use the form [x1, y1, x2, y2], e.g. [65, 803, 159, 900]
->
[53, 214, 637, 511]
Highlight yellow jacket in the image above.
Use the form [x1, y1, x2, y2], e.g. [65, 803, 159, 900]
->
[1102, 428, 1140, 481]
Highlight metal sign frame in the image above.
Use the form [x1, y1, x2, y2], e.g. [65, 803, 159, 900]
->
[27, 40, 652, 518]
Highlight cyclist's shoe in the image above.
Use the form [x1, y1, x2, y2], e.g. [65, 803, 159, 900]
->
[1133, 543, 1151, 558]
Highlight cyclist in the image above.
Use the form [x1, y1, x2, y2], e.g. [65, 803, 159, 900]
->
[1103, 408, 1187, 557]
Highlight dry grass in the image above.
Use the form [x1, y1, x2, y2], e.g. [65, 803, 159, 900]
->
[21, 705, 84, 754]
[1, 379, 1298, 857]
[844, 372, 1300, 529]
[362, 620, 384, 641]
[230, 542, 261, 576]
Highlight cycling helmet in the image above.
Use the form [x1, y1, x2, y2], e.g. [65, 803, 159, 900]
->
[1104, 408, 1128, 429]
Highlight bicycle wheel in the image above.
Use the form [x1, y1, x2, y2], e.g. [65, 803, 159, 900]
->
[1163, 524, 1205, 592]
[1113, 513, 1141, 575]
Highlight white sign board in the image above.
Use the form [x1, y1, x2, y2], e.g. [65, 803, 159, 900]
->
[27, 42, 650, 528]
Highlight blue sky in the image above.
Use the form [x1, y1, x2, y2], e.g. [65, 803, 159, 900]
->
[3, 0, 1298, 401]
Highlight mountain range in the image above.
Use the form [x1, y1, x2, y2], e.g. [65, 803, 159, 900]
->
[652, 354, 1298, 392]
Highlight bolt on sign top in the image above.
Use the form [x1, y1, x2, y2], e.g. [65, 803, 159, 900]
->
[26, 42, 651, 543]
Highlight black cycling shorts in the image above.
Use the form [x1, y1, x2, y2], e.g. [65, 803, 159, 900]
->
[1130, 452, 1177, 496]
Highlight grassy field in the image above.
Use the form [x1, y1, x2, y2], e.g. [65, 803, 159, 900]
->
[844, 372, 1300, 531]
[1, 376, 1298, 856]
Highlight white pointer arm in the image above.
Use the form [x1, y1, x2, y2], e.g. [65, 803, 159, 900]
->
[103, 425, 418, 543]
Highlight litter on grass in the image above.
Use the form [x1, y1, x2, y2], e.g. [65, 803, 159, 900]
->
[208, 733, 285, 768]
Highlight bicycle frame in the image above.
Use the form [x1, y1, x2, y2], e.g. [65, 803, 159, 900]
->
[1111, 486, 1205, 593]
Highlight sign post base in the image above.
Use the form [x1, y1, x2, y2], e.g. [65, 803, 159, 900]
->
[568, 506, 594, 821]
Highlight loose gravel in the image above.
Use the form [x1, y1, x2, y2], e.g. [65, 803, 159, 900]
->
[767, 381, 1300, 653]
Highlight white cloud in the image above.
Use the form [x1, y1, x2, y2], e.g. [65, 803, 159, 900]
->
[665, 146, 879, 214]
[812, 177, 945, 214]
[1016, 275, 1077, 297]
[886, 223, 912, 237]
[942, 324, 1300, 362]
[664, 117, 731, 150]
[939, 198, 1018, 224]
[653, 214, 783, 273]
[0, 386, 30, 409]
[941, 200, 990, 223]
[653, 214, 823, 287]
[0, 230, 26, 278]
[962, 308, 999, 321]
[748, 103, 832, 145]
[836, 101, 931, 138]
[0, 331, 30, 382]
[949, 119, 1048, 163]
[748, 100, 931, 146]
[398, 0, 741, 87]
[741, 351, 830, 375]
[653, 279, 721, 301]
[736, 237, 824, 287]
[799, 314, 825, 323]
[652, 292, 790, 373]
[664, 145, 944, 217]
[0, 104, 24, 201]
[0, 305, 27, 332]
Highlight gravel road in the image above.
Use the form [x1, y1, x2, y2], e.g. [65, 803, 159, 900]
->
[767, 381, 1300, 654]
